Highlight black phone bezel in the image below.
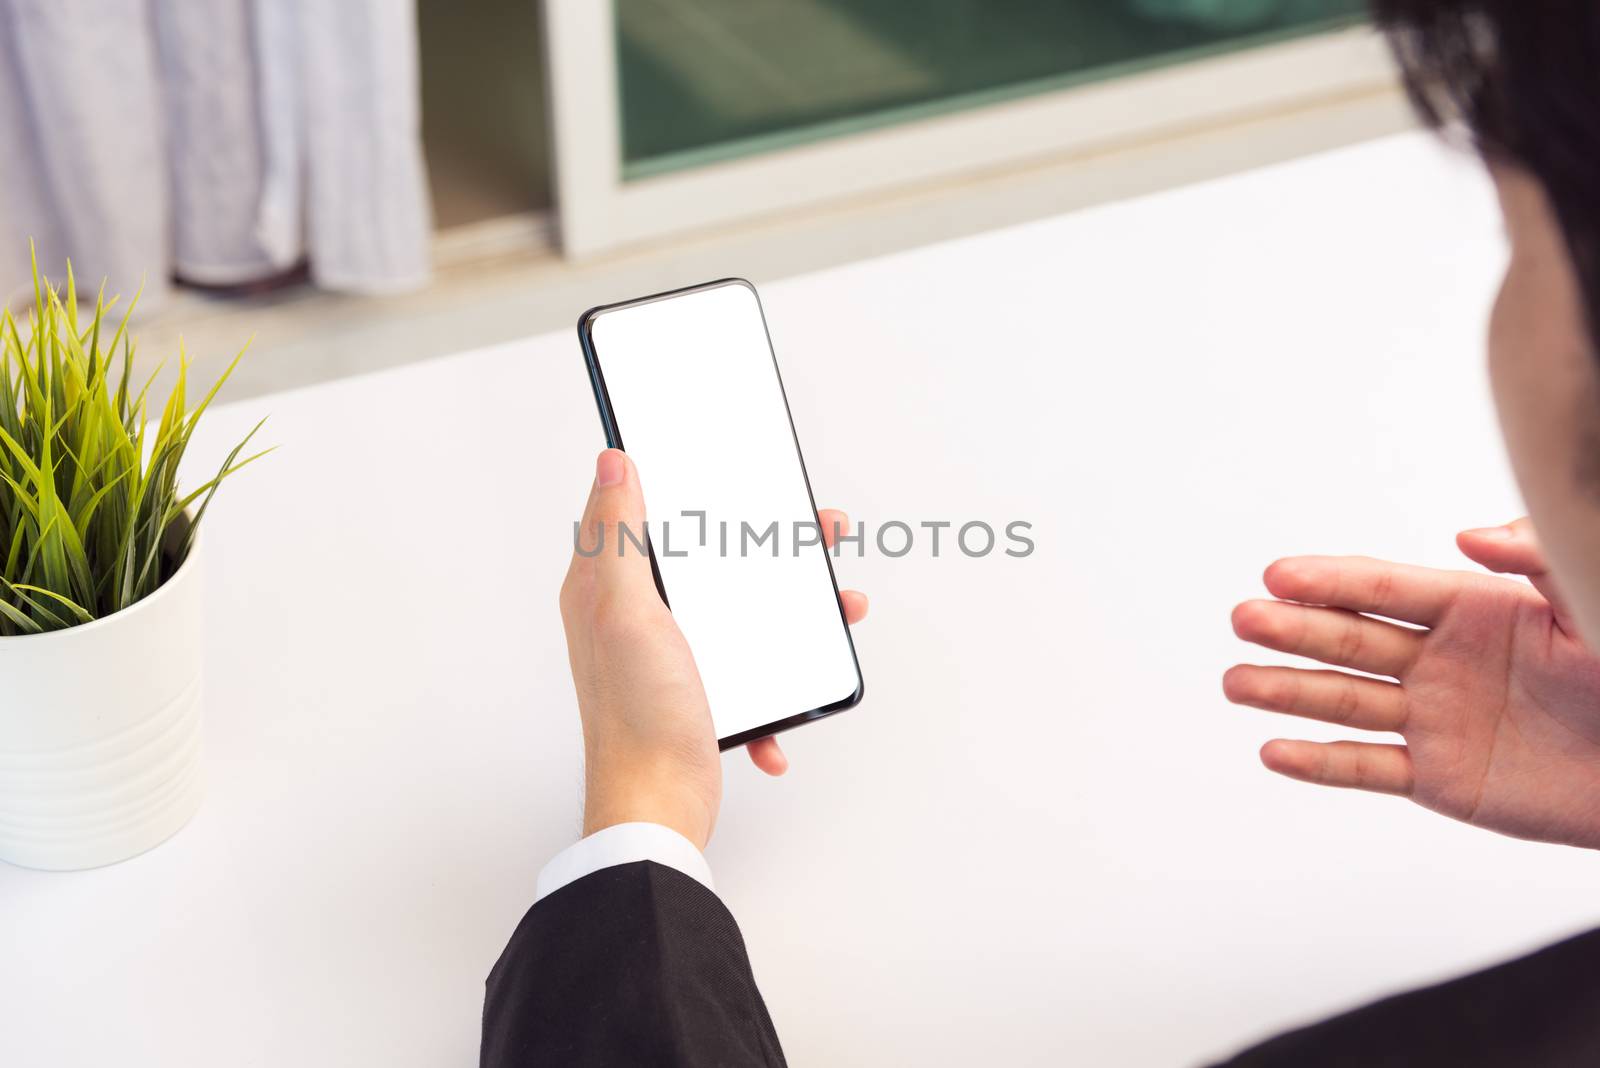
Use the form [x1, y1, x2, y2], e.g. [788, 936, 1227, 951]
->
[576, 277, 865, 751]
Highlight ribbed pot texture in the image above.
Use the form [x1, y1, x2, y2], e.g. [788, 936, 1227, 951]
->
[0, 537, 205, 870]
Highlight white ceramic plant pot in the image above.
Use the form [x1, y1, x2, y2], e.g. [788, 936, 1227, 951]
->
[0, 531, 205, 871]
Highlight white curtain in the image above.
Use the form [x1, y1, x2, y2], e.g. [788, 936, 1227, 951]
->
[0, 0, 432, 313]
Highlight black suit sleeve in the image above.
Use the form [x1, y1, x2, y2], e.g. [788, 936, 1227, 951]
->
[1212, 927, 1600, 1067]
[481, 860, 787, 1068]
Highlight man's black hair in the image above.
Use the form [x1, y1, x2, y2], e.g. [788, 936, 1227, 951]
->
[1373, 1, 1600, 345]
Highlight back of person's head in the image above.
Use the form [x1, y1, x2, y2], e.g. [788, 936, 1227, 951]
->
[1374, 1, 1600, 350]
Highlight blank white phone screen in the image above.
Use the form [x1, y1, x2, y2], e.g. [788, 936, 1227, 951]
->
[586, 281, 861, 743]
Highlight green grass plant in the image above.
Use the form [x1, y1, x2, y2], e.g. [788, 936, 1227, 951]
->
[0, 250, 268, 635]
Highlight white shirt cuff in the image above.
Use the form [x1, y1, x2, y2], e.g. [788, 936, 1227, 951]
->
[534, 822, 715, 903]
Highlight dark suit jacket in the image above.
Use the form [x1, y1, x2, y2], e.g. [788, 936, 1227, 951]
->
[1213, 926, 1600, 1067]
[482, 859, 1600, 1066]
[482, 861, 786, 1067]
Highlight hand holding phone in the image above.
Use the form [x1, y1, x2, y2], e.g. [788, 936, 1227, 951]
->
[578, 279, 865, 748]
[567, 278, 867, 846]
[560, 449, 868, 849]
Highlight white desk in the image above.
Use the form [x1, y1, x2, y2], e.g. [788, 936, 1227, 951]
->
[7, 133, 1596, 1067]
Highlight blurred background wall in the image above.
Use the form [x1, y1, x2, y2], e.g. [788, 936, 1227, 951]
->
[0, 0, 430, 313]
[0, 0, 1403, 396]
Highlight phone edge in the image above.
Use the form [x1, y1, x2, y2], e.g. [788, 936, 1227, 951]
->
[575, 278, 866, 752]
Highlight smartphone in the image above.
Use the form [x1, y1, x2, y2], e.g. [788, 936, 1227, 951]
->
[577, 279, 864, 749]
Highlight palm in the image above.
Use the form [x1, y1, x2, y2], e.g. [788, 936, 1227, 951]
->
[1227, 520, 1600, 849]
[1404, 574, 1600, 845]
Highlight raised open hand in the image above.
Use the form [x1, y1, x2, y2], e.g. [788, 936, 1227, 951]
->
[1226, 518, 1600, 849]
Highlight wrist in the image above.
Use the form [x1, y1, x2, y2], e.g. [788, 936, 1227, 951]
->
[582, 759, 717, 850]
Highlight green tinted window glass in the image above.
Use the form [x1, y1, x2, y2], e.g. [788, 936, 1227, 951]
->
[617, 0, 1365, 178]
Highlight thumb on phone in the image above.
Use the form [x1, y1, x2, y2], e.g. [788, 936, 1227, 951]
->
[576, 449, 658, 605]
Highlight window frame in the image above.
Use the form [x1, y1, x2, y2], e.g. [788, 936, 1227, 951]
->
[541, 2, 1396, 257]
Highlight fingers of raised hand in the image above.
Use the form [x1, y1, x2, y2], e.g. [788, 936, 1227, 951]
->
[1456, 518, 1579, 634]
[1259, 739, 1415, 797]
[1231, 600, 1422, 679]
[1456, 517, 1546, 578]
[1223, 665, 1407, 732]
[1262, 556, 1458, 627]
[1236, 556, 1427, 800]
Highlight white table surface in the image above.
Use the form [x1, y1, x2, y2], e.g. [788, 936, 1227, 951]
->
[7, 132, 1597, 1067]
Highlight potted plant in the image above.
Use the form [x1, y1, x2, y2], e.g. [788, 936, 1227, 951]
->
[0, 255, 267, 871]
